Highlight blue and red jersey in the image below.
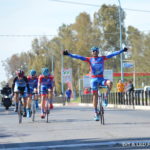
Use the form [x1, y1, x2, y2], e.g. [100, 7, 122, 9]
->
[38, 75, 54, 88]
[38, 75, 54, 95]
[68, 49, 124, 78]
[27, 75, 38, 90]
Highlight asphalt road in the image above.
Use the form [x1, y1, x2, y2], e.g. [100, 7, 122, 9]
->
[0, 103, 150, 150]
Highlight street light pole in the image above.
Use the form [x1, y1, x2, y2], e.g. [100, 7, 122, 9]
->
[118, 0, 123, 81]
[48, 47, 54, 75]
[123, 60, 136, 87]
[51, 55, 54, 75]
[61, 46, 64, 94]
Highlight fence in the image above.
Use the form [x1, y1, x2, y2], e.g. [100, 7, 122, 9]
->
[81, 91, 150, 106]
[53, 96, 66, 104]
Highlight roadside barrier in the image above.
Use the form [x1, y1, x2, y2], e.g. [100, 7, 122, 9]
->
[53, 96, 65, 104]
[81, 91, 150, 106]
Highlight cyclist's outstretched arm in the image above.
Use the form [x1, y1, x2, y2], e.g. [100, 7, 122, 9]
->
[63, 50, 87, 61]
[106, 47, 128, 59]
[68, 53, 87, 61]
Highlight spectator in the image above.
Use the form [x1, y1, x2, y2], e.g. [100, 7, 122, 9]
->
[117, 80, 125, 104]
[124, 80, 128, 91]
[126, 80, 134, 103]
[126, 80, 134, 94]
[65, 88, 72, 103]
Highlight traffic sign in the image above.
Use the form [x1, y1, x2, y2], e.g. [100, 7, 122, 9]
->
[62, 68, 72, 83]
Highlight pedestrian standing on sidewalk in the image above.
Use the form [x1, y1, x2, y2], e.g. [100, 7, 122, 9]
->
[65, 88, 72, 103]
[117, 79, 125, 104]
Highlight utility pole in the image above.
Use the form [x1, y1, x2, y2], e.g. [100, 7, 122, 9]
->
[61, 45, 64, 94]
[118, 0, 123, 81]
[51, 55, 54, 75]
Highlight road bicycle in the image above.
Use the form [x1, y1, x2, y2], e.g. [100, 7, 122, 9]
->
[45, 98, 50, 123]
[98, 86, 109, 125]
[17, 92, 24, 124]
[40, 89, 53, 123]
[31, 93, 38, 122]
[40, 98, 50, 123]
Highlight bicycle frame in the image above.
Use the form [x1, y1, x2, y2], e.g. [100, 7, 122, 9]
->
[45, 98, 50, 123]
[31, 93, 37, 122]
[40, 88, 52, 122]
[98, 89, 105, 125]
[98, 85, 110, 125]
[18, 92, 24, 124]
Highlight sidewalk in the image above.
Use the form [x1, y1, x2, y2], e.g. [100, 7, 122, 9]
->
[61, 99, 150, 111]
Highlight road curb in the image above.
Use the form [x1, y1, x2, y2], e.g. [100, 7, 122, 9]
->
[70, 103, 150, 110]
[108, 104, 150, 110]
[45, 102, 150, 111]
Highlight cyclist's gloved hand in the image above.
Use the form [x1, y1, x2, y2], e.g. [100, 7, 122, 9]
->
[63, 50, 69, 55]
[123, 47, 128, 52]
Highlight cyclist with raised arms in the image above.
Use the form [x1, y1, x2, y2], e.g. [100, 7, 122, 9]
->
[12, 69, 30, 117]
[26, 69, 38, 118]
[38, 68, 55, 119]
[63, 46, 128, 121]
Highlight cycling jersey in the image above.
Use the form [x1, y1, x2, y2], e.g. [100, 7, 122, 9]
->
[12, 76, 30, 95]
[67, 49, 125, 93]
[68, 49, 124, 78]
[38, 75, 54, 95]
[27, 76, 38, 94]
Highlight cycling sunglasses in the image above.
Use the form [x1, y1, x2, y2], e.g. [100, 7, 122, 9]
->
[92, 50, 99, 52]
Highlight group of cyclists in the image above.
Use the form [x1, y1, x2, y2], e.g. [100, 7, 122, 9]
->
[10, 46, 128, 122]
[12, 68, 55, 119]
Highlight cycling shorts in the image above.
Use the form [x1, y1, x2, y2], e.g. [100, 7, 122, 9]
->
[14, 85, 28, 98]
[28, 87, 36, 94]
[40, 85, 52, 96]
[90, 77, 108, 93]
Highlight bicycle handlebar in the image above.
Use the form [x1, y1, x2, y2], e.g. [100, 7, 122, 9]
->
[99, 86, 108, 89]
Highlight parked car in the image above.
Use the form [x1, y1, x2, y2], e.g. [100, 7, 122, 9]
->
[144, 86, 150, 92]
[134, 88, 144, 93]
[144, 86, 150, 97]
[134, 86, 150, 98]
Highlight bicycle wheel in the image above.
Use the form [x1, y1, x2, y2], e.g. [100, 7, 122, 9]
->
[31, 100, 36, 122]
[98, 97, 104, 125]
[18, 100, 22, 124]
[46, 101, 50, 123]
[100, 103, 104, 125]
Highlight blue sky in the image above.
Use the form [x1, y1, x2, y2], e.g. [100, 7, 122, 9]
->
[0, 0, 150, 83]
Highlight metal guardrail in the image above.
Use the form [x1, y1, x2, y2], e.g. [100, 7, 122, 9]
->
[53, 96, 65, 104]
[81, 91, 150, 106]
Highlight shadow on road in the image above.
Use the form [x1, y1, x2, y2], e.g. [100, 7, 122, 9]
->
[0, 106, 16, 116]
[0, 128, 28, 139]
[1, 137, 150, 149]
[55, 105, 93, 112]
[34, 117, 92, 124]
